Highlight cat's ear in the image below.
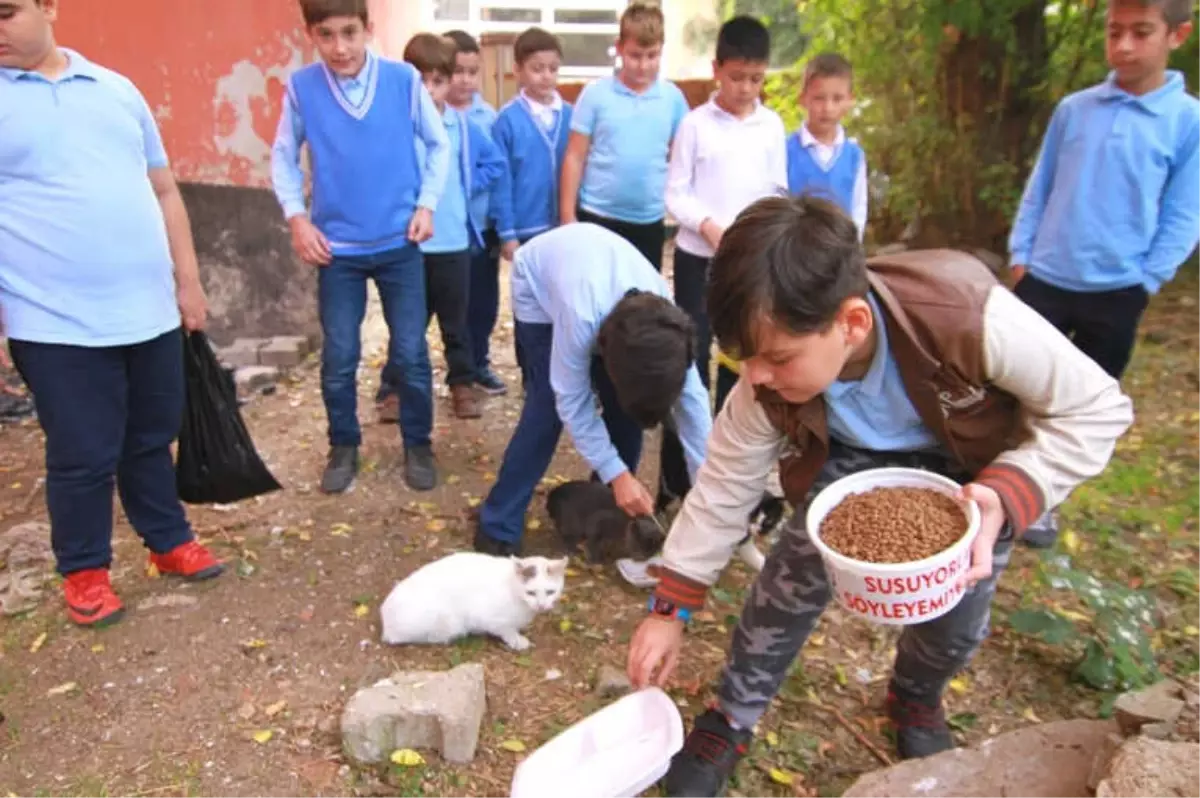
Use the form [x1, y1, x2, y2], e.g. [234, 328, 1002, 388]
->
[547, 557, 569, 577]
[515, 559, 538, 582]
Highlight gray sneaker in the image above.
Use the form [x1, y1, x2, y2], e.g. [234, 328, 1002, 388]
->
[321, 445, 359, 494]
[404, 445, 437, 491]
[1021, 510, 1059, 549]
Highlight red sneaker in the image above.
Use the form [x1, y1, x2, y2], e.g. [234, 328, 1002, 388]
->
[62, 568, 125, 627]
[149, 540, 224, 581]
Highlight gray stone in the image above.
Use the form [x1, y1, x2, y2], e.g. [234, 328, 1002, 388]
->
[1114, 680, 1185, 735]
[1141, 721, 1175, 740]
[341, 662, 486, 765]
[843, 719, 1119, 797]
[135, 594, 199, 611]
[235, 365, 279, 393]
[259, 336, 308, 368]
[593, 664, 632, 700]
[219, 338, 267, 368]
[1095, 736, 1200, 797]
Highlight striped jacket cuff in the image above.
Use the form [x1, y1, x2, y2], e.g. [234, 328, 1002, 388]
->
[975, 462, 1046, 536]
[652, 567, 708, 612]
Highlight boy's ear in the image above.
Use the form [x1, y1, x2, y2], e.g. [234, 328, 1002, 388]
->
[1169, 20, 1193, 49]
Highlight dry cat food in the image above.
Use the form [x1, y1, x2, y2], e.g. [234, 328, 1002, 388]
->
[819, 487, 967, 564]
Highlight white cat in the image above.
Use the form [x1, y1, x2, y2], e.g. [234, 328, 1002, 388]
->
[380, 552, 567, 651]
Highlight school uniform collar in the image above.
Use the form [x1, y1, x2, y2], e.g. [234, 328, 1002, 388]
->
[0, 47, 98, 83]
[703, 93, 768, 124]
[520, 88, 562, 112]
[826, 293, 888, 399]
[1097, 69, 1185, 116]
[798, 122, 845, 149]
[319, 49, 378, 119]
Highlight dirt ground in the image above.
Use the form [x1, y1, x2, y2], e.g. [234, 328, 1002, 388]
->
[0, 257, 1195, 798]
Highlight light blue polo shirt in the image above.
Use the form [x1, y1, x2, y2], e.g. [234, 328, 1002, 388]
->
[0, 49, 180, 347]
[824, 294, 938, 452]
[571, 76, 688, 224]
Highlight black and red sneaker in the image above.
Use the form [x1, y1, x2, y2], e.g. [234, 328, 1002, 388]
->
[886, 685, 954, 759]
[662, 708, 752, 797]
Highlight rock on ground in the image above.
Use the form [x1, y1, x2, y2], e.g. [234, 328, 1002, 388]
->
[843, 719, 1118, 797]
[341, 662, 486, 765]
[1094, 736, 1200, 797]
[1114, 680, 1186, 735]
[593, 664, 632, 700]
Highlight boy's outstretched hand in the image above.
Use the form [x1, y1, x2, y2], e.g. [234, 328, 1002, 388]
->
[628, 615, 685, 688]
[408, 207, 434, 243]
[958, 483, 1005, 588]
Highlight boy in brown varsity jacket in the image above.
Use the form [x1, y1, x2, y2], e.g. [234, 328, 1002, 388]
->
[626, 195, 1133, 796]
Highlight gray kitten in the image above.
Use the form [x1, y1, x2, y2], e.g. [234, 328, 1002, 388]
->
[546, 481, 665, 564]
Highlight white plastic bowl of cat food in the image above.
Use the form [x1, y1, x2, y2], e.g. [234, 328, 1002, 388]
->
[806, 467, 980, 626]
[509, 687, 683, 798]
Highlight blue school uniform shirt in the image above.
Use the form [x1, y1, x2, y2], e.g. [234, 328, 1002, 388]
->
[462, 93, 499, 238]
[270, 51, 451, 256]
[571, 76, 688, 224]
[510, 223, 712, 483]
[418, 107, 506, 254]
[492, 93, 573, 243]
[824, 294, 937, 452]
[0, 49, 181, 347]
[1009, 71, 1200, 294]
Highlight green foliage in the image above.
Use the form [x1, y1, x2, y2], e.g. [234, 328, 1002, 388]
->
[1007, 556, 1162, 691]
[766, 0, 1109, 246]
[684, 0, 808, 68]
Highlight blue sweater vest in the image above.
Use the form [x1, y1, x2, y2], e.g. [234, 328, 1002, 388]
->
[289, 58, 421, 254]
[492, 98, 573, 241]
[786, 133, 863, 216]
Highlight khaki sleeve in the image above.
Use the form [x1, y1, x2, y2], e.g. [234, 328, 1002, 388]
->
[974, 286, 1134, 533]
[653, 376, 785, 610]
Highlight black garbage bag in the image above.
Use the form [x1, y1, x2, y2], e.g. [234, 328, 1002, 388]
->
[177, 331, 282, 504]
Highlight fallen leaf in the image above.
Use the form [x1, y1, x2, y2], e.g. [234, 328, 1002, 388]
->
[446, 474, 461, 485]
[565, 568, 579, 577]
[499, 739, 527, 753]
[526, 518, 541, 531]
[1186, 625, 1199, 636]
[1057, 609, 1090, 623]
[834, 665, 848, 687]
[417, 502, 437, 513]
[354, 604, 370, 618]
[467, 496, 481, 508]
[90, 643, 104, 654]
[558, 618, 572, 633]
[426, 519, 447, 533]
[948, 676, 969, 695]
[808, 634, 825, 648]
[483, 471, 496, 482]
[46, 681, 78, 697]
[241, 638, 268, 650]
[1021, 707, 1043, 724]
[390, 748, 425, 767]
[264, 700, 288, 718]
[768, 768, 794, 785]
[252, 729, 273, 744]
[29, 632, 47, 654]
[765, 730, 780, 748]
[1061, 529, 1079, 554]
[330, 522, 352, 537]
[146, 561, 161, 579]
[298, 530, 313, 542]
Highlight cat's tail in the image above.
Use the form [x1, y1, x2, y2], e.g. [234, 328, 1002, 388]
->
[736, 538, 766, 572]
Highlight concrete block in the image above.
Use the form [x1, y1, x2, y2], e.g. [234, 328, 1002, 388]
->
[234, 365, 279, 393]
[259, 336, 307, 368]
[219, 338, 268, 368]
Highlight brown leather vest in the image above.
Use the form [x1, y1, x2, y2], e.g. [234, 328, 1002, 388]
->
[756, 249, 1022, 505]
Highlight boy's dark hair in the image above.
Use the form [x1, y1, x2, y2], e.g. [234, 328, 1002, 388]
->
[715, 15, 771, 64]
[709, 195, 867, 358]
[404, 33, 456, 78]
[598, 291, 696, 429]
[1123, 0, 1196, 27]
[298, 0, 368, 27]
[514, 27, 562, 64]
[803, 52, 854, 90]
[444, 29, 480, 54]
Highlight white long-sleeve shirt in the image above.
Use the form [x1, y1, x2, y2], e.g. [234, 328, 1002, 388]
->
[666, 98, 788, 259]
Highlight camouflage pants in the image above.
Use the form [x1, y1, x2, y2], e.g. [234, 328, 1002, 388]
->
[717, 442, 1015, 730]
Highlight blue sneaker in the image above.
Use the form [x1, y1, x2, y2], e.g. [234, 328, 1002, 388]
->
[476, 368, 508, 396]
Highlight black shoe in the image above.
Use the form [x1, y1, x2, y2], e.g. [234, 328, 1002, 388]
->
[886, 685, 954, 759]
[321, 445, 359, 494]
[1020, 511, 1059, 549]
[476, 368, 508, 396]
[473, 527, 518, 557]
[404, 445, 437, 491]
[662, 708, 752, 797]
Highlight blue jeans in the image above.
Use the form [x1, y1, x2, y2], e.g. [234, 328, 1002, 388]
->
[479, 321, 643, 545]
[319, 244, 432, 449]
[467, 236, 501, 374]
[9, 329, 193, 575]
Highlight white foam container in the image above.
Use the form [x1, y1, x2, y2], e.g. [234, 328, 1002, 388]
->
[806, 467, 981, 626]
[510, 687, 683, 798]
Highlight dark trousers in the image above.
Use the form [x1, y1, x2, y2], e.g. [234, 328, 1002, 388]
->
[1014, 275, 1149, 379]
[479, 321, 643, 545]
[468, 231, 501, 374]
[9, 329, 193, 575]
[657, 248, 711, 510]
[577, 208, 666, 272]
[423, 250, 476, 386]
[320, 244, 432, 449]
